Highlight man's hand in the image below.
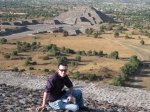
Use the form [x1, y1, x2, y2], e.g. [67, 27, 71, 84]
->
[36, 106, 44, 112]
[67, 95, 73, 102]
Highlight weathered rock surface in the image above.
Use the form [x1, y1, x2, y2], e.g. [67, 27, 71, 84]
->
[0, 71, 150, 112]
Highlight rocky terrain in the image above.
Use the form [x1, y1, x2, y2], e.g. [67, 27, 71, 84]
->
[0, 71, 150, 112]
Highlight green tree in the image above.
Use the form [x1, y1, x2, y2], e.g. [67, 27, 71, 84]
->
[75, 55, 81, 61]
[71, 60, 78, 67]
[85, 28, 93, 36]
[87, 74, 97, 81]
[71, 72, 80, 79]
[87, 50, 92, 56]
[93, 32, 99, 38]
[107, 24, 113, 30]
[114, 32, 119, 37]
[93, 50, 98, 56]
[76, 50, 82, 55]
[24, 60, 30, 66]
[120, 63, 135, 77]
[57, 56, 68, 63]
[81, 51, 86, 56]
[43, 68, 49, 72]
[0, 38, 7, 44]
[112, 77, 122, 86]
[29, 66, 34, 70]
[129, 55, 139, 67]
[26, 56, 32, 61]
[99, 25, 105, 33]
[4, 54, 11, 59]
[140, 39, 145, 45]
[124, 35, 129, 39]
[63, 31, 69, 37]
[11, 67, 19, 72]
[109, 51, 119, 59]
[12, 51, 18, 56]
[41, 55, 49, 60]
[98, 50, 103, 56]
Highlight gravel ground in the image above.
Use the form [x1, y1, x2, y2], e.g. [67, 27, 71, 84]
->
[0, 71, 150, 112]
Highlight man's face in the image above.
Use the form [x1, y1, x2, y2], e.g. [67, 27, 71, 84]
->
[58, 65, 68, 77]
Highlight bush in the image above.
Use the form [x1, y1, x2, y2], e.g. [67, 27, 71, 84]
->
[12, 51, 18, 56]
[32, 61, 37, 65]
[43, 68, 49, 72]
[93, 33, 99, 38]
[4, 54, 11, 59]
[87, 74, 97, 81]
[51, 50, 60, 56]
[57, 56, 68, 64]
[19, 56, 24, 60]
[24, 60, 30, 66]
[76, 50, 82, 55]
[87, 50, 92, 56]
[71, 72, 81, 79]
[71, 60, 78, 67]
[112, 77, 122, 86]
[98, 50, 103, 56]
[81, 51, 86, 56]
[129, 55, 139, 66]
[29, 66, 34, 70]
[120, 74, 127, 81]
[75, 56, 81, 61]
[93, 50, 98, 56]
[63, 31, 68, 37]
[0, 38, 7, 44]
[20, 69, 25, 72]
[140, 39, 145, 45]
[41, 55, 49, 60]
[49, 69, 56, 74]
[16, 41, 33, 51]
[26, 56, 32, 61]
[85, 28, 93, 36]
[124, 35, 129, 39]
[11, 67, 19, 72]
[109, 51, 119, 59]
[146, 33, 150, 38]
[114, 32, 119, 37]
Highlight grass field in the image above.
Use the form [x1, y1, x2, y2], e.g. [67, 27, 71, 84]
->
[0, 30, 149, 88]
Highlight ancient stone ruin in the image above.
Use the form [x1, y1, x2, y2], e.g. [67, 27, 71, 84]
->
[54, 6, 115, 26]
[0, 19, 40, 36]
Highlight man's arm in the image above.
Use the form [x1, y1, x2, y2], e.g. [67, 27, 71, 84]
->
[67, 86, 73, 102]
[69, 86, 73, 96]
[36, 92, 48, 111]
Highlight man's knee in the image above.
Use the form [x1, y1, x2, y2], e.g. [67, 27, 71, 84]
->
[75, 89, 82, 95]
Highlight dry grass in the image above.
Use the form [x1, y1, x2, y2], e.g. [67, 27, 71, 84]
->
[0, 31, 150, 88]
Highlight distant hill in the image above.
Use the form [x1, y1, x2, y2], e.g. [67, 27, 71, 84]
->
[1, 0, 149, 4]
[54, 6, 115, 25]
[9, 0, 148, 4]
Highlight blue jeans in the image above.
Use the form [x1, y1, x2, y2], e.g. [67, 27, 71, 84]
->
[48, 89, 84, 112]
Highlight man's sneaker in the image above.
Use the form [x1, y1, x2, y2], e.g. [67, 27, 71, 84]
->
[79, 106, 89, 111]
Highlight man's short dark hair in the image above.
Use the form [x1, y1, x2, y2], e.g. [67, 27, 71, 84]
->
[58, 63, 68, 68]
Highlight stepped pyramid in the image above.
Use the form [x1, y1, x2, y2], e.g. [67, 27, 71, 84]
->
[54, 6, 115, 26]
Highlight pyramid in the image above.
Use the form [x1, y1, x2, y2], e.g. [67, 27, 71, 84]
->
[54, 6, 115, 26]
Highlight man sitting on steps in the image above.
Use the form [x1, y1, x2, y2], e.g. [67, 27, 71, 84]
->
[36, 63, 88, 112]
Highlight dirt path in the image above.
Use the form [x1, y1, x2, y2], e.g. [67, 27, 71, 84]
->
[104, 37, 150, 90]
